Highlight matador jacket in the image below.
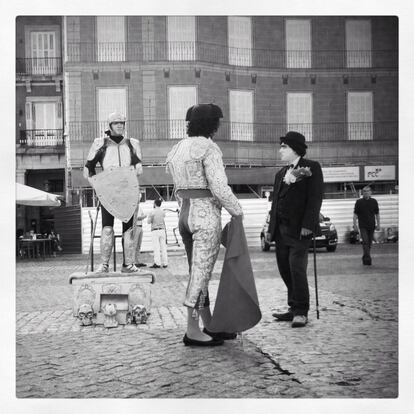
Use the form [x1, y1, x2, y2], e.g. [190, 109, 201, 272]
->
[166, 136, 242, 216]
[83, 136, 143, 178]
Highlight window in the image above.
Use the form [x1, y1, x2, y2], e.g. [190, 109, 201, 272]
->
[30, 31, 57, 75]
[287, 93, 312, 141]
[96, 16, 126, 61]
[228, 17, 252, 66]
[285, 19, 311, 68]
[168, 86, 197, 139]
[229, 90, 254, 141]
[167, 16, 196, 61]
[346, 20, 371, 68]
[96, 88, 127, 136]
[25, 98, 63, 146]
[347, 92, 373, 141]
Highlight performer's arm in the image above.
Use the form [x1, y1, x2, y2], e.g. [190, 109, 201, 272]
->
[83, 138, 104, 178]
[301, 161, 324, 233]
[130, 138, 143, 176]
[353, 201, 360, 231]
[203, 143, 243, 217]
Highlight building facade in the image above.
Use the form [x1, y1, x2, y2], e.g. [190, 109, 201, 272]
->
[16, 16, 65, 234]
[16, 15, 398, 220]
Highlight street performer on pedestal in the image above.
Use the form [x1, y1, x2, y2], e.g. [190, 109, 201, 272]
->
[83, 112, 143, 274]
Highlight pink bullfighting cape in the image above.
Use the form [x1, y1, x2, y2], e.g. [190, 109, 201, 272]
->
[209, 215, 262, 333]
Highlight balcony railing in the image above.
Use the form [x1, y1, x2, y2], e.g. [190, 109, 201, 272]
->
[18, 129, 64, 147]
[65, 41, 398, 69]
[65, 121, 397, 144]
[16, 58, 62, 76]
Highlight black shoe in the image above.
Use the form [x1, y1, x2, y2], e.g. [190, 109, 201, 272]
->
[203, 328, 237, 340]
[272, 311, 294, 321]
[150, 264, 161, 268]
[162, 265, 168, 268]
[136, 262, 147, 267]
[362, 258, 372, 265]
[183, 334, 224, 347]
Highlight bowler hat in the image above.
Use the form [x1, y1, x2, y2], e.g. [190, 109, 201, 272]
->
[185, 103, 223, 122]
[280, 131, 307, 156]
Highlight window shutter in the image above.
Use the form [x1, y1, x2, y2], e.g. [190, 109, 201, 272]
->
[348, 92, 373, 140]
[25, 102, 32, 130]
[228, 17, 252, 66]
[286, 19, 311, 68]
[168, 86, 197, 139]
[167, 16, 196, 60]
[229, 90, 254, 141]
[96, 16, 126, 61]
[287, 93, 312, 141]
[346, 20, 371, 68]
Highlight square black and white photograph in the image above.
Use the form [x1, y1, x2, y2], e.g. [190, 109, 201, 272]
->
[4, 1, 413, 413]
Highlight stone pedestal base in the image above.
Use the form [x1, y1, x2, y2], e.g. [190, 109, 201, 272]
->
[69, 271, 155, 326]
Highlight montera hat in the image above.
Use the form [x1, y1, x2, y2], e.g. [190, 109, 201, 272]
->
[185, 103, 223, 122]
[280, 131, 308, 156]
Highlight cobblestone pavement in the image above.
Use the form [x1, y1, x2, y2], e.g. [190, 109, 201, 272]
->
[15, 246, 398, 399]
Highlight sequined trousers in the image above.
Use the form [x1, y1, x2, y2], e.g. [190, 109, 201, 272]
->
[178, 197, 222, 309]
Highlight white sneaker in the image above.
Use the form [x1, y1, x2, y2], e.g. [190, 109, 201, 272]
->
[96, 263, 109, 273]
[121, 264, 141, 273]
[291, 315, 308, 328]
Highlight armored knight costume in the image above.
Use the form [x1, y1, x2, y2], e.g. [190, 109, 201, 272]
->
[166, 104, 243, 313]
[83, 112, 143, 273]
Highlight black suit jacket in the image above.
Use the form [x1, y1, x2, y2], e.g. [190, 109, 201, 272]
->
[268, 157, 324, 241]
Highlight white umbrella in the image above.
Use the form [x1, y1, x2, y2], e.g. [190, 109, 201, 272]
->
[16, 183, 61, 207]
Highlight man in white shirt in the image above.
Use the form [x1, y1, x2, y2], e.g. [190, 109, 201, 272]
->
[134, 193, 147, 267]
[147, 199, 168, 269]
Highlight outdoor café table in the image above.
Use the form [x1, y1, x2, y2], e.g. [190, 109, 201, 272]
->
[18, 238, 52, 259]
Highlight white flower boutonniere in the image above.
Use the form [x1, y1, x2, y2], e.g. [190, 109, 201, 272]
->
[283, 166, 312, 185]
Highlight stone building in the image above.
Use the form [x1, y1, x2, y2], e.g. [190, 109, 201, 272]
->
[16, 16, 398, 231]
[16, 16, 65, 234]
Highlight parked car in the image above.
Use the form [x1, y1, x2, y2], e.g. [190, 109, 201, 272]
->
[260, 211, 338, 252]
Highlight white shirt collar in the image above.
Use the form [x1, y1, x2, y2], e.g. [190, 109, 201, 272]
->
[289, 156, 301, 168]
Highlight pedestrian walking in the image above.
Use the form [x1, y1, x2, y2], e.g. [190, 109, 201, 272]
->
[147, 199, 168, 269]
[166, 103, 243, 347]
[267, 131, 323, 328]
[353, 186, 380, 265]
[83, 112, 143, 273]
[134, 193, 147, 267]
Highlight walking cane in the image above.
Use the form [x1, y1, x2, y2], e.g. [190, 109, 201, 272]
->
[85, 201, 101, 275]
[312, 234, 320, 319]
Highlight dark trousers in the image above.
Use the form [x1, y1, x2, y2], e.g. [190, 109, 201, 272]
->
[101, 205, 133, 232]
[101, 205, 134, 265]
[359, 227, 374, 262]
[275, 223, 311, 316]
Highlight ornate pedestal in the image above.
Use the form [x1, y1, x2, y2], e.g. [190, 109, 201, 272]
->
[69, 271, 155, 328]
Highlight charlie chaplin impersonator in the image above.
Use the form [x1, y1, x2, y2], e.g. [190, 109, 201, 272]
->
[166, 103, 243, 346]
[267, 131, 323, 327]
[83, 112, 143, 274]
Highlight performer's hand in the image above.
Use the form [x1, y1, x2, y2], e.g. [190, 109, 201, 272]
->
[375, 225, 381, 231]
[300, 227, 313, 237]
[265, 232, 272, 243]
[353, 224, 359, 232]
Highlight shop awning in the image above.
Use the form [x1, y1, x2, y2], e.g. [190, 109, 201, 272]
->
[16, 183, 61, 207]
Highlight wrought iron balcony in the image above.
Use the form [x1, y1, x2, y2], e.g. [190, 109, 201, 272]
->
[65, 41, 398, 69]
[18, 129, 64, 147]
[16, 58, 62, 76]
[65, 120, 397, 144]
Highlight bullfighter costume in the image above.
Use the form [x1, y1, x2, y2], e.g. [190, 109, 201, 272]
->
[166, 105, 243, 312]
[83, 112, 143, 273]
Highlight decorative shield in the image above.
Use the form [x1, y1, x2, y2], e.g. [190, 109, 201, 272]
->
[89, 166, 139, 223]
